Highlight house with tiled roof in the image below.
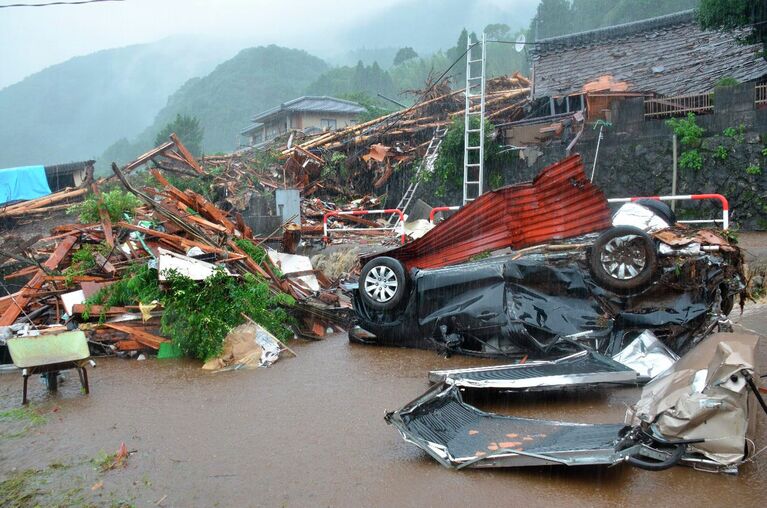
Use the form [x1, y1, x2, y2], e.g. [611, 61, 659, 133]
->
[241, 96, 366, 147]
[530, 10, 767, 117]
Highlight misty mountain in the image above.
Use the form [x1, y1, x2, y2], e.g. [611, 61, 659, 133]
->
[0, 36, 240, 168]
[339, 0, 538, 54]
[99, 45, 328, 168]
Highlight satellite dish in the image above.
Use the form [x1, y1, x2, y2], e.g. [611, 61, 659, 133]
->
[515, 34, 526, 52]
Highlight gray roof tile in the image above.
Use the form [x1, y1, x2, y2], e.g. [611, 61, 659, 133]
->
[532, 11, 767, 98]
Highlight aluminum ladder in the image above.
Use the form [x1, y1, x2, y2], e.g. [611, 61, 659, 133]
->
[388, 125, 448, 226]
[463, 32, 486, 205]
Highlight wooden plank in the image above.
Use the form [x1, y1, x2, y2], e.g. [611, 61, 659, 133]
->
[42, 275, 111, 282]
[122, 141, 175, 173]
[92, 252, 116, 274]
[72, 304, 130, 315]
[150, 169, 195, 207]
[0, 187, 89, 217]
[4, 266, 39, 280]
[188, 192, 237, 233]
[115, 340, 142, 351]
[0, 235, 78, 326]
[169, 133, 204, 174]
[91, 183, 115, 248]
[103, 323, 168, 350]
[116, 222, 234, 257]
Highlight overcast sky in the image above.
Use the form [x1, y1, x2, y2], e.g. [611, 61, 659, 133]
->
[0, 0, 539, 89]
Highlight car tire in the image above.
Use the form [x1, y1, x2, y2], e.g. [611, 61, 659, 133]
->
[359, 256, 408, 311]
[635, 199, 677, 225]
[589, 226, 658, 291]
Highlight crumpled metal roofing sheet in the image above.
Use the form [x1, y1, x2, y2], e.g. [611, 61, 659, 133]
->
[428, 350, 638, 390]
[370, 154, 612, 270]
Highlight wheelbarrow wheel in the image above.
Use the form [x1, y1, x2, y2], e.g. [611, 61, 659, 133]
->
[43, 371, 58, 392]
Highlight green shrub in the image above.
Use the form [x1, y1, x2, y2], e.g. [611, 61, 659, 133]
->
[429, 116, 509, 197]
[83, 263, 162, 320]
[713, 145, 730, 161]
[666, 113, 704, 147]
[745, 165, 762, 175]
[716, 76, 739, 87]
[679, 150, 703, 170]
[723, 124, 746, 144]
[67, 189, 141, 224]
[160, 270, 294, 361]
[84, 261, 294, 361]
[62, 242, 113, 286]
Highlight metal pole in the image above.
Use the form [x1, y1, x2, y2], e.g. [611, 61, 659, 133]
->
[590, 125, 603, 182]
[671, 134, 678, 212]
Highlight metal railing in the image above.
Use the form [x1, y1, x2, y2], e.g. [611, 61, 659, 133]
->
[756, 84, 767, 107]
[644, 93, 714, 119]
[429, 206, 461, 223]
[323, 209, 405, 244]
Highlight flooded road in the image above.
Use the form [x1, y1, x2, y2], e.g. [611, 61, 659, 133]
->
[1, 305, 766, 507]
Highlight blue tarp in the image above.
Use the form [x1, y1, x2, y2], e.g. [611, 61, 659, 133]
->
[0, 165, 52, 205]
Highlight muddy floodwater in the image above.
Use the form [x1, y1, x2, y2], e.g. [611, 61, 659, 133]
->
[1, 306, 766, 507]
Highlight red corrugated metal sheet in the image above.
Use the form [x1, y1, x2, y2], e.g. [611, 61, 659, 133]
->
[368, 154, 612, 270]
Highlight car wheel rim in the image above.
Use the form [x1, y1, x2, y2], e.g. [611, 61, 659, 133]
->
[600, 235, 647, 280]
[364, 265, 399, 303]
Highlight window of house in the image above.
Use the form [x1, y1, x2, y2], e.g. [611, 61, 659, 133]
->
[320, 118, 337, 130]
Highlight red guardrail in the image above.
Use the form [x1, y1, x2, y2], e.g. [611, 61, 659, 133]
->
[429, 206, 461, 223]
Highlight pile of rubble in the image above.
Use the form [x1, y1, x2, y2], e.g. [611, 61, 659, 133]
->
[0, 139, 349, 361]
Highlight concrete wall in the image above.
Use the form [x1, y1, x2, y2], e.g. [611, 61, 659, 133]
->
[503, 83, 767, 230]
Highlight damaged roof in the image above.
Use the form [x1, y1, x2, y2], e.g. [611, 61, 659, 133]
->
[250, 96, 367, 123]
[44, 160, 95, 176]
[531, 10, 767, 99]
[364, 154, 612, 270]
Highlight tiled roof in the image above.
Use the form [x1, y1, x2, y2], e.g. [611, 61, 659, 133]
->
[532, 10, 767, 98]
[240, 122, 264, 135]
[251, 96, 366, 123]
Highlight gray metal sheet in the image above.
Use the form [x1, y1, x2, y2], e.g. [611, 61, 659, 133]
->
[386, 382, 625, 469]
[429, 350, 637, 390]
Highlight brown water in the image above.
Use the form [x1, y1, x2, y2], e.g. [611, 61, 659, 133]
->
[1, 306, 765, 507]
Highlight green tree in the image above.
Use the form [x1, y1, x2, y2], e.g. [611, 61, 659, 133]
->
[393, 47, 419, 66]
[154, 113, 204, 156]
[338, 92, 394, 122]
[484, 23, 511, 40]
[699, 0, 767, 59]
[446, 28, 475, 85]
[531, 0, 574, 39]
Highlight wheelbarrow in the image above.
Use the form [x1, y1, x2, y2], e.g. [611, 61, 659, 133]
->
[6, 330, 94, 405]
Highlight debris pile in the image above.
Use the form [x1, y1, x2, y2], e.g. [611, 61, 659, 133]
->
[0, 141, 349, 361]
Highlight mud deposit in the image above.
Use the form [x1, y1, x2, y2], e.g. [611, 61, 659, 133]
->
[1, 306, 765, 507]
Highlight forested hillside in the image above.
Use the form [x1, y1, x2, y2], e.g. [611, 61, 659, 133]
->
[0, 37, 238, 168]
[99, 45, 328, 169]
[530, 0, 700, 39]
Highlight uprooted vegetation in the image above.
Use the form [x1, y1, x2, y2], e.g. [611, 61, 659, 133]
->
[85, 259, 295, 361]
[67, 189, 142, 224]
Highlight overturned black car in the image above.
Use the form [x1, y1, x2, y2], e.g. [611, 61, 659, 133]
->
[350, 157, 744, 360]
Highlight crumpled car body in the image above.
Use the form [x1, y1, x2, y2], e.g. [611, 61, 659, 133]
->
[351, 153, 743, 359]
[353, 238, 742, 358]
[385, 333, 762, 473]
